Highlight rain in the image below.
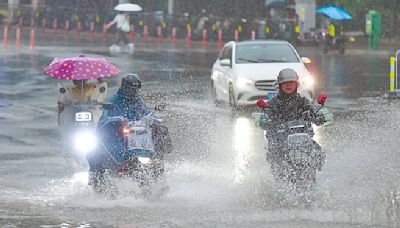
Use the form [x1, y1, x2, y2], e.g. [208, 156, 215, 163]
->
[1, 0, 400, 227]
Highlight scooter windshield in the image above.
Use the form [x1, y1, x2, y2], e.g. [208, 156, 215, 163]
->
[127, 120, 155, 152]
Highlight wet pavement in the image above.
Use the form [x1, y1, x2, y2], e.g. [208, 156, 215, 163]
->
[0, 42, 400, 227]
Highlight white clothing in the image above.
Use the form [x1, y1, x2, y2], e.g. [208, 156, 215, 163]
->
[114, 14, 129, 29]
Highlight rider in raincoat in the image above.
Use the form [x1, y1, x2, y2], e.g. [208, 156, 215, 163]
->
[98, 73, 151, 125]
[263, 68, 325, 170]
[88, 73, 153, 173]
[266, 69, 324, 128]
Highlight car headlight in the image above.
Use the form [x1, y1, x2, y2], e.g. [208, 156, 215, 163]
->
[212, 71, 220, 81]
[138, 157, 151, 164]
[300, 75, 315, 89]
[236, 77, 253, 88]
[73, 131, 97, 154]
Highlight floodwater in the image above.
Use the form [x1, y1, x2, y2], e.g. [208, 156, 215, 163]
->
[0, 43, 399, 227]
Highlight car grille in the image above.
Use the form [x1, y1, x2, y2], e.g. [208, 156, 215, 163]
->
[255, 80, 278, 91]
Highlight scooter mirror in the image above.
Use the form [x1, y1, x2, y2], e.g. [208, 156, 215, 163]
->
[102, 103, 114, 110]
[317, 93, 328, 105]
[256, 99, 268, 109]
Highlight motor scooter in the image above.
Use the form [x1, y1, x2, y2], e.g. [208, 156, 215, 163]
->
[252, 94, 334, 192]
[87, 105, 173, 197]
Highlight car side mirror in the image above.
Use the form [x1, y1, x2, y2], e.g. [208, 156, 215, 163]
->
[317, 93, 327, 106]
[256, 99, 268, 109]
[220, 59, 231, 67]
[301, 57, 312, 64]
[102, 103, 113, 110]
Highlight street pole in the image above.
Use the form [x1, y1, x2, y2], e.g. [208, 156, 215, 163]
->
[167, 0, 174, 33]
[390, 56, 395, 93]
[168, 0, 174, 16]
[32, 0, 39, 10]
[7, 0, 19, 24]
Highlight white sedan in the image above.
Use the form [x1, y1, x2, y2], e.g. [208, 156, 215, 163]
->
[211, 40, 315, 107]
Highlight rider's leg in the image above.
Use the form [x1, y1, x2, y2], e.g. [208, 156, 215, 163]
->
[115, 29, 123, 45]
[121, 31, 129, 45]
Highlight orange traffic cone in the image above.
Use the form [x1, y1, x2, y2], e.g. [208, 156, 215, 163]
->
[2, 25, 9, 48]
[29, 27, 35, 50]
[15, 26, 21, 50]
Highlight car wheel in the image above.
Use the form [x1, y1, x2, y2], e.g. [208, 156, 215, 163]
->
[211, 81, 221, 106]
[229, 84, 237, 110]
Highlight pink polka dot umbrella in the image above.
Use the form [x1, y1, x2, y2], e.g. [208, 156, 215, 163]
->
[43, 56, 120, 80]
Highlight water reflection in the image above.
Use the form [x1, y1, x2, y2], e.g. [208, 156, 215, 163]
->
[40, 222, 92, 228]
[232, 117, 253, 184]
[322, 55, 349, 89]
[312, 125, 322, 145]
[71, 172, 89, 185]
[306, 52, 388, 98]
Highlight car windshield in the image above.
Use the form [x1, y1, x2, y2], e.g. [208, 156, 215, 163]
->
[235, 43, 300, 64]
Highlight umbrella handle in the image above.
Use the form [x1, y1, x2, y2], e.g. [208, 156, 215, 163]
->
[57, 103, 64, 126]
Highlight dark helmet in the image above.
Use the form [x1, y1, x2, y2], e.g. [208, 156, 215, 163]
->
[121, 73, 141, 98]
[277, 68, 299, 84]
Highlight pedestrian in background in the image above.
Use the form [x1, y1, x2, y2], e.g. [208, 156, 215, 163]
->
[104, 11, 130, 46]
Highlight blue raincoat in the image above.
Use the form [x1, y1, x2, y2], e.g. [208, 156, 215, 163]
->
[98, 89, 151, 124]
[96, 89, 154, 165]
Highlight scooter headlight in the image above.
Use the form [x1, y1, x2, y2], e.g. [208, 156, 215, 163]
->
[73, 131, 97, 154]
[138, 157, 151, 164]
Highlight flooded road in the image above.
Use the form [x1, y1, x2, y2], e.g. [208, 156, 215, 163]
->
[0, 45, 399, 227]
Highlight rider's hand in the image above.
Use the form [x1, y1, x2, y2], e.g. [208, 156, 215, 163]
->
[314, 114, 325, 126]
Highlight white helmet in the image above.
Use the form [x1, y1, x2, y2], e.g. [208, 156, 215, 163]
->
[277, 68, 299, 84]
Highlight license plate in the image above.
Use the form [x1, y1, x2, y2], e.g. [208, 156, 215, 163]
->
[266, 92, 276, 100]
[75, 112, 92, 122]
